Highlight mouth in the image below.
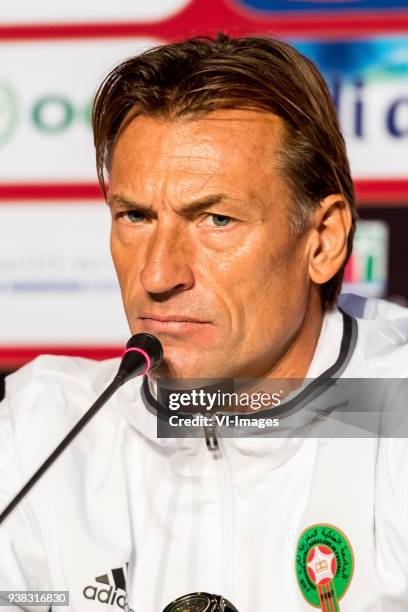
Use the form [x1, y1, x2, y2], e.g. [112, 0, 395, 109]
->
[138, 314, 212, 333]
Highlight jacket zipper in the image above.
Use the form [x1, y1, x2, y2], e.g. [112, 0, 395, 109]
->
[203, 419, 235, 601]
[203, 416, 219, 452]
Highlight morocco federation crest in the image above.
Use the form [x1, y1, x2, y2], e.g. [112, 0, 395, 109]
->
[296, 524, 354, 611]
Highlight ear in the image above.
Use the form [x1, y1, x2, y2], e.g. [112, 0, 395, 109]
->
[308, 194, 352, 286]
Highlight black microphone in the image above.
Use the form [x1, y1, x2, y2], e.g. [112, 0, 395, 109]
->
[116, 333, 163, 383]
[0, 333, 163, 526]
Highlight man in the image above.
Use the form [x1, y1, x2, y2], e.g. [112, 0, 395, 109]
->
[1, 33, 408, 611]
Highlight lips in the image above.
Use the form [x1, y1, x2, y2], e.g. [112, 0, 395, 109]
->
[138, 313, 212, 334]
[139, 314, 210, 323]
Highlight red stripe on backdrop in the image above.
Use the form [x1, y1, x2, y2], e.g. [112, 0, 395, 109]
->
[0, 180, 407, 205]
[0, 346, 122, 370]
[0, 0, 406, 41]
[354, 180, 408, 206]
[0, 183, 103, 201]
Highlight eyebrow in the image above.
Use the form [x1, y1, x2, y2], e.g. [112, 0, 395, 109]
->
[107, 193, 228, 219]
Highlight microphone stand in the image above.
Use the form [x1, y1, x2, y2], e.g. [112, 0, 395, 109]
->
[0, 333, 163, 526]
[0, 375, 123, 525]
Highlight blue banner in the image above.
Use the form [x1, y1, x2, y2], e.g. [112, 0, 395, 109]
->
[293, 37, 408, 79]
[289, 37, 408, 146]
[236, 0, 408, 13]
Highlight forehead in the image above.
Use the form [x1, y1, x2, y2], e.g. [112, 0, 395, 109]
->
[109, 109, 287, 200]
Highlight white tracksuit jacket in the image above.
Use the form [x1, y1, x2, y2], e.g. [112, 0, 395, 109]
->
[1, 294, 408, 611]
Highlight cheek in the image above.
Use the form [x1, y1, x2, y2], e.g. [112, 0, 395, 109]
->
[239, 239, 309, 319]
[229, 233, 296, 293]
[265, 244, 309, 306]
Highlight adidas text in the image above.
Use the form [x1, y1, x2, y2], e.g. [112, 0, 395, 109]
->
[83, 585, 135, 612]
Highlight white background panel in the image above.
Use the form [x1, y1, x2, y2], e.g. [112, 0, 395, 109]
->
[0, 38, 160, 182]
[0, 202, 129, 345]
[342, 82, 408, 178]
[0, 0, 191, 24]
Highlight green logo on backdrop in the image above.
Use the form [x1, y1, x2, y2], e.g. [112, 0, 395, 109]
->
[0, 84, 92, 144]
[0, 82, 18, 145]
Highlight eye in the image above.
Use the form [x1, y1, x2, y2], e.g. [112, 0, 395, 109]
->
[119, 210, 146, 223]
[202, 214, 233, 228]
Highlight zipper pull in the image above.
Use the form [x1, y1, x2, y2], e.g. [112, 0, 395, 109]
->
[203, 417, 219, 453]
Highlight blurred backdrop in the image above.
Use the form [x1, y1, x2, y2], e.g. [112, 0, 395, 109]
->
[0, 0, 407, 383]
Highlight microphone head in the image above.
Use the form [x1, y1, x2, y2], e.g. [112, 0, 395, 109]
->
[116, 333, 164, 384]
[125, 333, 164, 371]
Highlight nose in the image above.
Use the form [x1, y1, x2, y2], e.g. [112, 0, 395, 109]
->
[140, 222, 194, 299]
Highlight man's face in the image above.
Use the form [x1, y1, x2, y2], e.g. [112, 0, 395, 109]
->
[108, 109, 312, 379]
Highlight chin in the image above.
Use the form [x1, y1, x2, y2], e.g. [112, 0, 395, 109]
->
[151, 362, 206, 381]
[149, 350, 222, 381]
